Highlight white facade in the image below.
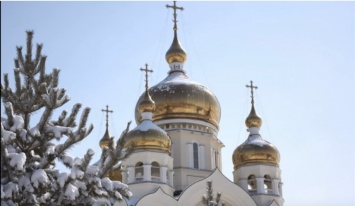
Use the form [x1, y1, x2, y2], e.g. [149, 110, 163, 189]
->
[117, 118, 284, 206]
[156, 119, 223, 191]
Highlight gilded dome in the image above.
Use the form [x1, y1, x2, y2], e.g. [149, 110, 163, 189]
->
[245, 104, 262, 128]
[124, 118, 171, 153]
[134, 71, 221, 129]
[138, 91, 155, 113]
[232, 134, 280, 169]
[99, 128, 112, 149]
[165, 30, 187, 64]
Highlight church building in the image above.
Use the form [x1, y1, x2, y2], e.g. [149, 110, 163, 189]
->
[99, 2, 284, 206]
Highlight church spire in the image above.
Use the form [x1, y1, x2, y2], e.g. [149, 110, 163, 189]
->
[138, 64, 155, 116]
[245, 81, 262, 128]
[165, 1, 187, 72]
[99, 105, 114, 148]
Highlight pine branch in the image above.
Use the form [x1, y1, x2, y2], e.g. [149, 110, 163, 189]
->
[51, 68, 60, 88]
[3, 102, 14, 127]
[34, 44, 43, 71]
[64, 104, 81, 127]
[26, 30, 34, 62]
[77, 107, 90, 132]
[16, 46, 25, 69]
[80, 149, 94, 172]
[14, 69, 22, 97]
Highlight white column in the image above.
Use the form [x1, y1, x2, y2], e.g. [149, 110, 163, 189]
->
[121, 170, 127, 183]
[160, 166, 168, 183]
[127, 167, 134, 184]
[143, 164, 151, 181]
[187, 143, 193, 168]
[280, 182, 283, 196]
[272, 179, 280, 195]
[256, 177, 265, 194]
[199, 145, 205, 169]
[169, 170, 174, 186]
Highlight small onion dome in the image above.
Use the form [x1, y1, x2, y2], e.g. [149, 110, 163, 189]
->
[165, 31, 187, 64]
[232, 134, 280, 169]
[99, 128, 112, 149]
[245, 104, 262, 128]
[124, 115, 172, 153]
[134, 72, 221, 129]
[138, 91, 156, 113]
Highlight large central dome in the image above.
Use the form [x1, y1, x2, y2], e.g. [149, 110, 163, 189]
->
[135, 71, 221, 129]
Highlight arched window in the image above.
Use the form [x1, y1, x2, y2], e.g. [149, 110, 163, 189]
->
[247, 175, 257, 195]
[135, 162, 143, 181]
[193, 143, 199, 169]
[151, 162, 160, 182]
[264, 175, 272, 194]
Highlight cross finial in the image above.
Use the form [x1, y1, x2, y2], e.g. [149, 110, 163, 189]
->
[140, 63, 153, 91]
[101, 105, 113, 129]
[166, 1, 184, 31]
[246, 81, 258, 105]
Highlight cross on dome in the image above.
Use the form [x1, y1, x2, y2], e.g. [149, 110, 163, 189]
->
[246, 80, 258, 105]
[101, 105, 113, 129]
[140, 63, 153, 91]
[166, 1, 184, 31]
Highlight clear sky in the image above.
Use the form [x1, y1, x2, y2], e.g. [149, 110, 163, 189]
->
[1, 1, 354, 206]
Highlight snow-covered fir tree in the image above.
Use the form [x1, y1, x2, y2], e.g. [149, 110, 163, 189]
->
[202, 180, 225, 206]
[1, 31, 132, 206]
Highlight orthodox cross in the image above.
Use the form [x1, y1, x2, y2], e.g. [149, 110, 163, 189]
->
[246, 81, 258, 105]
[140, 63, 153, 91]
[166, 1, 184, 31]
[101, 105, 113, 129]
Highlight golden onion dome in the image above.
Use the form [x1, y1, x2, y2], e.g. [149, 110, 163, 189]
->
[134, 71, 221, 129]
[124, 119, 172, 153]
[99, 128, 112, 149]
[165, 30, 187, 64]
[245, 104, 262, 128]
[138, 91, 156, 113]
[232, 135, 280, 169]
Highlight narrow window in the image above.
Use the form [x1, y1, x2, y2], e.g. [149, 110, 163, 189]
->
[193, 143, 199, 169]
[248, 175, 257, 195]
[135, 162, 144, 182]
[151, 162, 160, 182]
[215, 150, 219, 168]
[264, 175, 272, 194]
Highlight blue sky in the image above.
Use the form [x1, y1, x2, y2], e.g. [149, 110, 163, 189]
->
[1, 1, 354, 206]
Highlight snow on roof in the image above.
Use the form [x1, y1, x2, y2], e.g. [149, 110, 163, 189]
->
[154, 71, 204, 91]
[245, 134, 272, 147]
[131, 119, 167, 134]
